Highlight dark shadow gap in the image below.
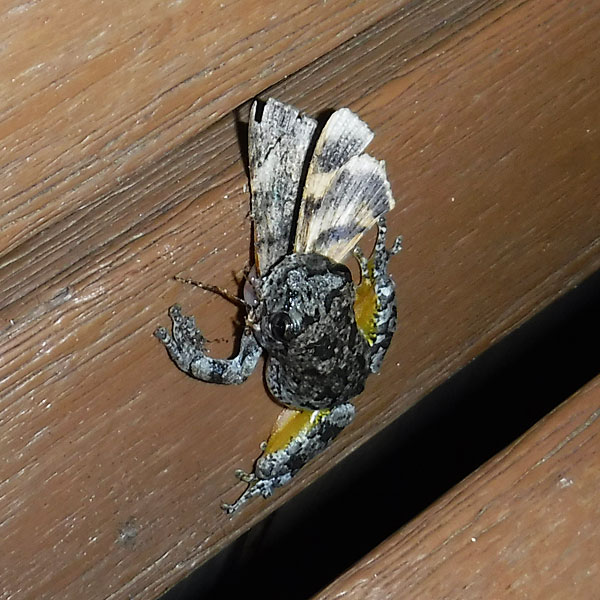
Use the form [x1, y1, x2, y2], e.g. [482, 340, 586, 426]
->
[161, 268, 600, 600]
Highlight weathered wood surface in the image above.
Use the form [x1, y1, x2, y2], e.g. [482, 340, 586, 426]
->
[1, 0, 402, 260]
[314, 375, 600, 600]
[1, 0, 599, 598]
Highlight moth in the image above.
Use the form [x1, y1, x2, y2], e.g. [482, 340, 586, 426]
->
[155, 98, 401, 513]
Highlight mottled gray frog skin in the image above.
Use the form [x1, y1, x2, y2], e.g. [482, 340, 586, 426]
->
[154, 98, 400, 513]
[155, 219, 399, 513]
[255, 253, 370, 411]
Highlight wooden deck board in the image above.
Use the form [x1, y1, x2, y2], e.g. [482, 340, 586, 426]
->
[1, 0, 403, 258]
[314, 375, 600, 600]
[1, 0, 599, 598]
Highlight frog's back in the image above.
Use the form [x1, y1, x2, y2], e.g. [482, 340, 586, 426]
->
[255, 253, 370, 410]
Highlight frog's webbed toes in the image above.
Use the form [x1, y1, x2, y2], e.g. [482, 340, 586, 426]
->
[168, 304, 207, 350]
[221, 477, 279, 514]
[154, 304, 208, 374]
[390, 235, 403, 256]
[234, 469, 257, 484]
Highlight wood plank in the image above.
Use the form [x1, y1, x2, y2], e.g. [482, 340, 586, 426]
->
[1, 0, 403, 257]
[1, 0, 599, 598]
[314, 375, 600, 600]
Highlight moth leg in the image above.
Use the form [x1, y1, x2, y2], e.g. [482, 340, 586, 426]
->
[353, 245, 370, 278]
[154, 304, 262, 384]
[222, 403, 355, 514]
[354, 217, 402, 373]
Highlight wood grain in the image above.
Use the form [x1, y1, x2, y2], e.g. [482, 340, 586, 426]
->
[314, 375, 600, 600]
[1, 0, 599, 598]
[1, 0, 403, 258]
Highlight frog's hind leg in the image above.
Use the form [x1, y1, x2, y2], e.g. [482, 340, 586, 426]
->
[222, 404, 355, 514]
[353, 217, 402, 373]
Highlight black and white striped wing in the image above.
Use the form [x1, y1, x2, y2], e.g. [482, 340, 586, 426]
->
[249, 99, 317, 275]
[294, 107, 395, 262]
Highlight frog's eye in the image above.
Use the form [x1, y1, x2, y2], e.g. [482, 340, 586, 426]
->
[269, 312, 297, 342]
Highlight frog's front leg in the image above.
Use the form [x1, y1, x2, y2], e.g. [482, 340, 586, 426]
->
[222, 403, 355, 514]
[354, 217, 402, 374]
[154, 304, 262, 384]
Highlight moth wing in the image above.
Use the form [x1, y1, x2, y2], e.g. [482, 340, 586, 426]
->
[249, 98, 317, 274]
[294, 108, 394, 262]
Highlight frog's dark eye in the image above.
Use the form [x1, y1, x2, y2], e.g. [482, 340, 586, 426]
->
[269, 312, 297, 342]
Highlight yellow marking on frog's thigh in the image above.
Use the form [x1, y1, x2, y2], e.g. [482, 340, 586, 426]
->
[264, 408, 331, 454]
[354, 263, 378, 345]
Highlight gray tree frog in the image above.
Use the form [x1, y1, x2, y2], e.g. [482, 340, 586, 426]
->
[155, 98, 401, 513]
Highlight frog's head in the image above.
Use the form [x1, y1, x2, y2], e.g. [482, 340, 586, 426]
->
[252, 253, 354, 359]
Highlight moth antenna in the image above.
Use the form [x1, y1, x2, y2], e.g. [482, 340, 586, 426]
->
[174, 275, 249, 310]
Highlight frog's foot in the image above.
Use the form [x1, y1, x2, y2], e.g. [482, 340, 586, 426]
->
[221, 472, 290, 515]
[374, 216, 402, 271]
[233, 468, 257, 484]
[154, 304, 262, 384]
[154, 305, 206, 373]
[353, 218, 401, 280]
